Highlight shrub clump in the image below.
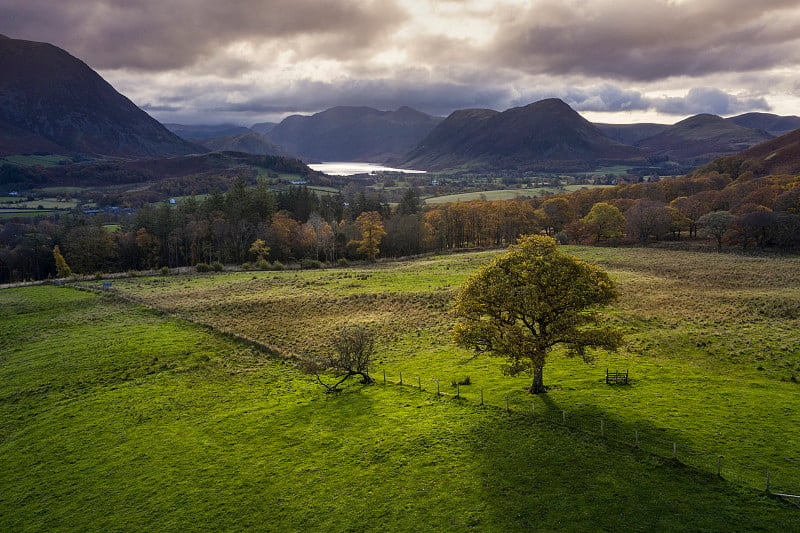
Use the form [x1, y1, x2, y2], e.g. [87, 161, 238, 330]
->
[195, 263, 211, 273]
[300, 259, 322, 269]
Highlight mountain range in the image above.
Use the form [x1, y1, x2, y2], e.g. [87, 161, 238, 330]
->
[265, 105, 443, 163]
[2, 34, 800, 175]
[398, 99, 649, 171]
[0, 34, 202, 158]
[633, 114, 774, 167]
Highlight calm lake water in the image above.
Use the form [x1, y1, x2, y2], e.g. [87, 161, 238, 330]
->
[308, 162, 427, 176]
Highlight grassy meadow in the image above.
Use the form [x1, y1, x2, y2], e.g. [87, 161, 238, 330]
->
[423, 184, 610, 204]
[2, 247, 800, 530]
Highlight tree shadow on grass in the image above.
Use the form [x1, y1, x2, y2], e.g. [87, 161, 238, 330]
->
[463, 392, 799, 531]
[245, 384, 799, 532]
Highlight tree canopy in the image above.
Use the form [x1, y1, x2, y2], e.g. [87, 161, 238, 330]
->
[452, 235, 622, 393]
[352, 211, 386, 261]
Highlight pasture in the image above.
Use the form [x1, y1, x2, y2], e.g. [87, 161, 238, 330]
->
[424, 185, 610, 204]
[2, 246, 800, 530]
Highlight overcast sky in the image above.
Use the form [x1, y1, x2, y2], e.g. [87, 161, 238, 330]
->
[3, 0, 800, 126]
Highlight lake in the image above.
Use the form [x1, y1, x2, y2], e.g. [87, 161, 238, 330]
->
[308, 162, 427, 176]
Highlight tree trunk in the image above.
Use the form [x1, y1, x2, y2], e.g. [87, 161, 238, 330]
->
[529, 365, 546, 394]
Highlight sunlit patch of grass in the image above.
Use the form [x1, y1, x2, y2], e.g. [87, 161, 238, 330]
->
[4, 275, 800, 530]
[100, 246, 800, 491]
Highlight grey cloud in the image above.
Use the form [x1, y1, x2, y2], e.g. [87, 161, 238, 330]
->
[140, 103, 183, 113]
[492, 0, 800, 81]
[553, 86, 650, 113]
[137, 73, 774, 125]
[211, 78, 513, 117]
[134, 76, 517, 124]
[0, 0, 408, 71]
[650, 87, 770, 116]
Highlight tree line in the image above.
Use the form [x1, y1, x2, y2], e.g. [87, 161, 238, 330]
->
[1, 166, 799, 283]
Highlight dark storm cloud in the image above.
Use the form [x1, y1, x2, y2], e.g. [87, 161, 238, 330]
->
[188, 77, 514, 118]
[491, 0, 800, 81]
[3, 0, 792, 123]
[0, 0, 407, 70]
[151, 75, 766, 124]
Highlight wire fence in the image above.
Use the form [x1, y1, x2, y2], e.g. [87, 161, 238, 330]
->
[380, 369, 800, 500]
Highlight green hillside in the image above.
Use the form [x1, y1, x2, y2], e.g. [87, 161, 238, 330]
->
[2, 247, 800, 531]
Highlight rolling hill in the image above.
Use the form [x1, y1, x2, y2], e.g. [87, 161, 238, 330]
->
[594, 123, 669, 145]
[399, 98, 649, 171]
[737, 127, 800, 175]
[727, 112, 800, 137]
[0, 34, 204, 158]
[635, 114, 773, 166]
[250, 122, 278, 136]
[165, 123, 253, 140]
[194, 132, 297, 158]
[266, 105, 443, 163]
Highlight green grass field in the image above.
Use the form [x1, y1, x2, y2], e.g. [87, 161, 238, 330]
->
[2, 247, 800, 531]
[424, 185, 611, 204]
[0, 198, 78, 209]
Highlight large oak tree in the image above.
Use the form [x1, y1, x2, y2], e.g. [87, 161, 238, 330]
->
[452, 235, 622, 393]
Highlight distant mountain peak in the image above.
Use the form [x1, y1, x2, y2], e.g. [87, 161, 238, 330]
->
[399, 98, 647, 171]
[266, 105, 442, 163]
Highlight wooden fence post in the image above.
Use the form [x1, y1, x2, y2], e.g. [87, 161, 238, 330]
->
[600, 419, 604, 437]
[717, 456, 722, 477]
[383, 369, 386, 385]
[457, 383, 460, 399]
[635, 430, 639, 448]
[480, 389, 484, 405]
[505, 396, 509, 412]
[418, 376, 422, 391]
[531, 402, 535, 416]
[562, 410, 566, 424]
[436, 380, 440, 396]
[399, 372, 403, 386]
[766, 472, 771, 493]
[673, 443, 677, 459]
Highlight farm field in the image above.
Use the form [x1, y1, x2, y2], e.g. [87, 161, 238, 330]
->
[2, 247, 800, 530]
[0, 195, 80, 218]
[423, 185, 610, 204]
